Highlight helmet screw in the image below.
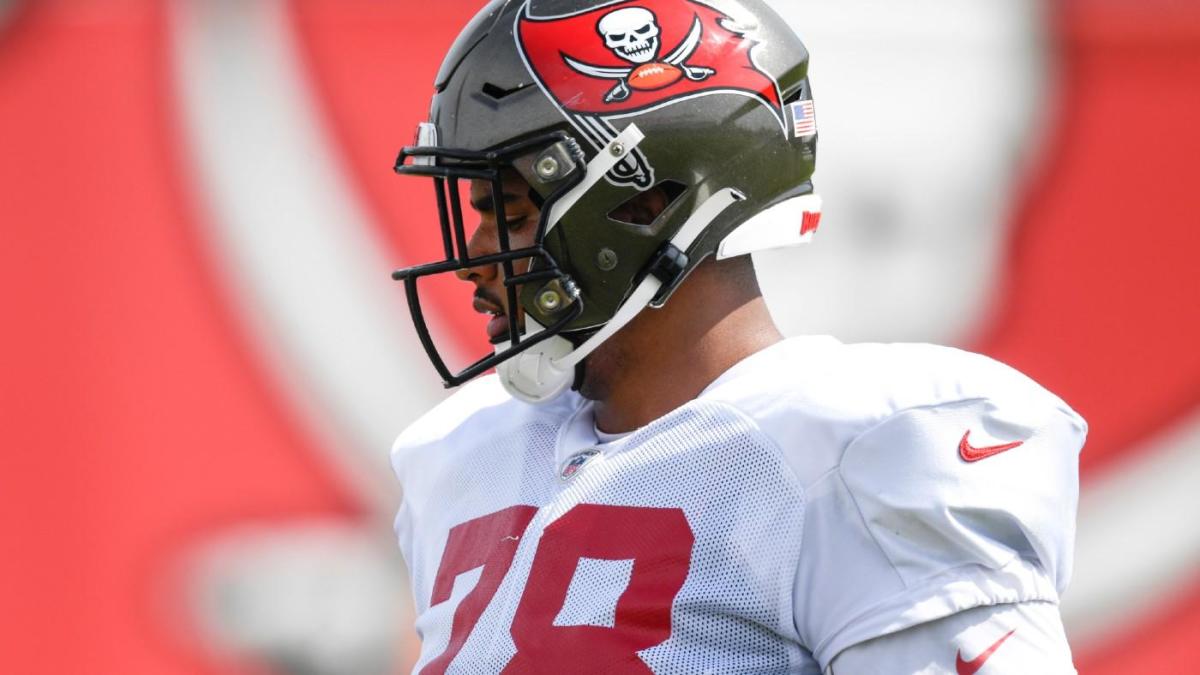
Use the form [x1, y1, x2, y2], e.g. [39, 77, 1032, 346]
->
[536, 156, 560, 179]
[609, 142, 625, 157]
[537, 290, 562, 312]
[597, 248, 619, 271]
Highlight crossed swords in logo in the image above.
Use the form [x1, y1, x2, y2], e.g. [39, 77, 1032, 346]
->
[564, 15, 716, 104]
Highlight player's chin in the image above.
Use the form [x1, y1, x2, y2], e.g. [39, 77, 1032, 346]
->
[487, 317, 525, 346]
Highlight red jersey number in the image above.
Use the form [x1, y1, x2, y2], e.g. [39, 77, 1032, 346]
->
[421, 504, 695, 674]
[420, 505, 538, 675]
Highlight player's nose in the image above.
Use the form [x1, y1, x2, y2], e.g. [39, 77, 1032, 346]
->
[454, 226, 500, 283]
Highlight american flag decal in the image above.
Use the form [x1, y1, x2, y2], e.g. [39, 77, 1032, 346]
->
[792, 100, 817, 138]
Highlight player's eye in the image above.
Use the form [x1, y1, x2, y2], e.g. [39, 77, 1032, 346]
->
[506, 215, 530, 233]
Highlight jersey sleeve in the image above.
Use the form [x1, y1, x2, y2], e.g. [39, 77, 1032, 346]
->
[795, 396, 1086, 669]
[825, 601, 1077, 674]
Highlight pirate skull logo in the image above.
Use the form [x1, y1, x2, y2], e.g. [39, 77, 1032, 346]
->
[567, 7, 716, 103]
[599, 7, 661, 64]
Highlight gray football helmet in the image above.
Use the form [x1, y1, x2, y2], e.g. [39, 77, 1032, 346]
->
[393, 0, 820, 402]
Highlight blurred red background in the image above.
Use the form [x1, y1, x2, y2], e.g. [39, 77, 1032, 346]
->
[1, 0, 1197, 673]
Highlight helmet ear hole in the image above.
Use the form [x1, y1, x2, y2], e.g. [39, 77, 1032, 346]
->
[607, 180, 687, 227]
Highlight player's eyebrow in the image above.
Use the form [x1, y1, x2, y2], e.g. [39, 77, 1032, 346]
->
[470, 192, 525, 213]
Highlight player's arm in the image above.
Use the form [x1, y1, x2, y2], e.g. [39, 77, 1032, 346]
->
[825, 601, 1076, 674]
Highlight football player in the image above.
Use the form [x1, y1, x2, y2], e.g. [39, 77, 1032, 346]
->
[389, 1, 1085, 673]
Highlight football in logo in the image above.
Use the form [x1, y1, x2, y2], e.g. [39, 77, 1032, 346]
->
[629, 63, 685, 91]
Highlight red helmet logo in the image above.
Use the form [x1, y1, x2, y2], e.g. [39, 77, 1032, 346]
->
[516, 0, 786, 187]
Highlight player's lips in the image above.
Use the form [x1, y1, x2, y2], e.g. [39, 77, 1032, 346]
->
[487, 315, 510, 343]
[472, 295, 511, 343]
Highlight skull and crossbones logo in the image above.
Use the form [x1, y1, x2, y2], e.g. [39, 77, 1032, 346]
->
[565, 7, 716, 103]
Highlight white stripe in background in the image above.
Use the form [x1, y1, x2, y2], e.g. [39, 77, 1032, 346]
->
[1065, 410, 1200, 646]
[170, 0, 450, 517]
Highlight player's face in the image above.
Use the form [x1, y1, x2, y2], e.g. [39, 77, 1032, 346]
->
[458, 171, 542, 343]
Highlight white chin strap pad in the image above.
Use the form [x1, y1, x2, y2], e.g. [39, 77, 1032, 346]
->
[496, 331, 575, 404]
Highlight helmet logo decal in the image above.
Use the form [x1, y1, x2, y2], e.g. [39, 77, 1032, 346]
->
[516, 0, 786, 189]
[566, 8, 716, 104]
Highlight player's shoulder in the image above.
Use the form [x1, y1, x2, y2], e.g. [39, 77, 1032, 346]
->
[390, 374, 579, 484]
[720, 339, 1089, 657]
[700, 337, 1086, 482]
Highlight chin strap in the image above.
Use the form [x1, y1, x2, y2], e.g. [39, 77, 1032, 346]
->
[498, 187, 746, 404]
[495, 124, 646, 403]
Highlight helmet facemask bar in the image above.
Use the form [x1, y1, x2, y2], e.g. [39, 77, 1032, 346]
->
[391, 131, 587, 388]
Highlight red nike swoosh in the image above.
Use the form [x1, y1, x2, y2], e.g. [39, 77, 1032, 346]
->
[959, 430, 1024, 462]
[956, 629, 1016, 675]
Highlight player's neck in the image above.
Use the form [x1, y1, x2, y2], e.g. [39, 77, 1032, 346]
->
[590, 274, 783, 434]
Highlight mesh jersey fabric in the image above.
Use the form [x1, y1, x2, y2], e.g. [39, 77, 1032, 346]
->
[392, 336, 1086, 673]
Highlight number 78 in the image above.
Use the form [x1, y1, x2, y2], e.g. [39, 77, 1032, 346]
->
[419, 503, 695, 674]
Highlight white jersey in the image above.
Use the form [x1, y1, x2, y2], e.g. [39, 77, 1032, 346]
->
[392, 336, 1086, 674]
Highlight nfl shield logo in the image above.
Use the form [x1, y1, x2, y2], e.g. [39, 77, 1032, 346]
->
[560, 449, 602, 481]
